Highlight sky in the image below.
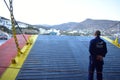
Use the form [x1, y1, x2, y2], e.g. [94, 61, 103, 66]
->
[0, 0, 120, 25]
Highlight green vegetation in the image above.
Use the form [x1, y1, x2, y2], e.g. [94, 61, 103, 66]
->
[60, 31, 92, 36]
[15, 25, 39, 34]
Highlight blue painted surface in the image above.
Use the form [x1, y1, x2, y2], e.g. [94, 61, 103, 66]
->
[16, 35, 120, 80]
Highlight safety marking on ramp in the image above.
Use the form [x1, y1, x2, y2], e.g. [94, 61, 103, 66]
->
[0, 35, 38, 80]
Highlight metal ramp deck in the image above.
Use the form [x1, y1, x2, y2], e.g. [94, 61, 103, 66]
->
[16, 35, 120, 80]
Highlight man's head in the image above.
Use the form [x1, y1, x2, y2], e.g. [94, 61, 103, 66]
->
[94, 30, 101, 37]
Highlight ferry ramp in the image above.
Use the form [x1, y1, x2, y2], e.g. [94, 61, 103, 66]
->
[16, 35, 120, 80]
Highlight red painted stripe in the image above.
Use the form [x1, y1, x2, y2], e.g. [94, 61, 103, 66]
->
[0, 34, 31, 76]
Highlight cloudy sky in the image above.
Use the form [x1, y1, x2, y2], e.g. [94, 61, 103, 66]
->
[0, 0, 120, 25]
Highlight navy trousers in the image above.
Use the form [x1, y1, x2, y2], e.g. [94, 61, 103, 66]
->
[88, 56, 104, 80]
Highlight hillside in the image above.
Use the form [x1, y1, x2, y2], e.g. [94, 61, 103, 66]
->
[0, 25, 12, 34]
[80, 19, 119, 30]
[33, 19, 119, 36]
[1, 16, 120, 35]
[0, 16, 39, 34]
[48, 19, 120, 31]
[34, 19, 120, 32]
[49, 22, 80, 31]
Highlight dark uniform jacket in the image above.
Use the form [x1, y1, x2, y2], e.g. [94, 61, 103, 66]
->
[89, 36, 107, 59]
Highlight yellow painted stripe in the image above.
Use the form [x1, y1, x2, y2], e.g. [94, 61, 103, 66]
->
[0, 35, 38, 80]
[102, 36, 114, 43]
[102, 36, 120, 48]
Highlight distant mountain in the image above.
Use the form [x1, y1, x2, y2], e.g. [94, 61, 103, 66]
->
[34, 22, 80, 31]
[45, 19, 120, 31]
[49, 22, 80, 31]
[80, 19, 119, 29]
[22, 18, 120, 36]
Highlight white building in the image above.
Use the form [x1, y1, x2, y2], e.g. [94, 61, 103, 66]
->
[0, 17, 12, 29]
[39, 28, 60, 35]
[18, 22, 28, 28]
[39, 28, 47, 34]
[0, 16, 29, 29]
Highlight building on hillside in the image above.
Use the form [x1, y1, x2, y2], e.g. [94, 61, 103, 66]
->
[0, 17, 11, 29]
[0, 16, 29, 30]
[17, 22, 28, 28]
[39, 28, 60, 35]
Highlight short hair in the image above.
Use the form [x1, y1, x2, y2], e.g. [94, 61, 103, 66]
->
[95, 30, 101, 36]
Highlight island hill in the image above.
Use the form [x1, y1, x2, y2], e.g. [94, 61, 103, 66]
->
[0, 16, 120, 36]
